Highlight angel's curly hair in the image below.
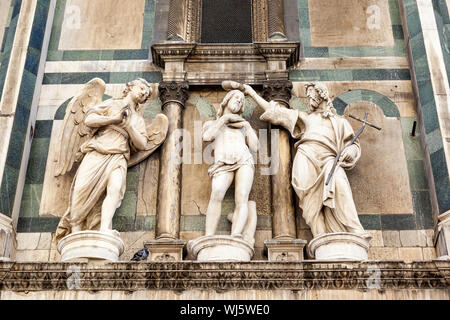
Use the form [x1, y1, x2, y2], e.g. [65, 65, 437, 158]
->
[304, 82, 336, 115]
[216, 90, 245, 119]
[122, 78, 152, 103]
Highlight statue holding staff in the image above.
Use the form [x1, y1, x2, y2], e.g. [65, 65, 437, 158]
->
[224, 81, 369, 238]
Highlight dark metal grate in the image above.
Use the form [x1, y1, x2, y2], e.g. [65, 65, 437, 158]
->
[200, 0, 253, 43]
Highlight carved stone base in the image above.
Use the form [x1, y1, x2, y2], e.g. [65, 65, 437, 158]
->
[57, 231, 125, 263]
[435, 211, 450, 260]
[144, 239, 187, 261]
[187, 236, 254, 262]
[264, 239, 307, 261]
[0, 214, 16, 261]
[307, 233, 371, 261]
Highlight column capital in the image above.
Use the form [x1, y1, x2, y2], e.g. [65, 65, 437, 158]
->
[158, 81, 189, 108]
[262, 80, 293, 107]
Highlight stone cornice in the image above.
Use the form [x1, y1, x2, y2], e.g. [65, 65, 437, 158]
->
[1, 260, 449, 292]
[151, 42, 300, 69]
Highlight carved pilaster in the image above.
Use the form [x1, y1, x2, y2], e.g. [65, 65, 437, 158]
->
[267, 0, 287, 41]
[156, 81, 189, 240]
[263, 80, 296, 240]
[167, 0, 188, 41]
[253, 0, 269, 42]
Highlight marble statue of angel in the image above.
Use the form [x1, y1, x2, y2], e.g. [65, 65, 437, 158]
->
[53, 78, 168, 241]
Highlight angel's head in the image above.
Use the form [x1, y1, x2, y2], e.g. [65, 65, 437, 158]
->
[217, 90, 245, 118]
[123, 78, 152, 106]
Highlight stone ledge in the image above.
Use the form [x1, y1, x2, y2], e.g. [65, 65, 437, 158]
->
[0, 260, 449, 292]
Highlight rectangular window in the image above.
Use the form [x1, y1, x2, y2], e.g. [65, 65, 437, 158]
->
[200, 0, 253, 43]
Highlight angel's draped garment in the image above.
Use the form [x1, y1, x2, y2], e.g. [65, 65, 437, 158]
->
[55, 101, 147, 240]
[260, 102, 365, 236]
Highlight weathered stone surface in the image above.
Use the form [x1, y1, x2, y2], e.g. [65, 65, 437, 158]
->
[309, 0, 394, 47]
[1, 260, 449, 293]
[398, 248, 424, 262]
[399, 230, 428, 247]
[345, 102, 413, 214]
[368, 247, 399, 260]
[59, 0, 145, 50]
[382, 231, 401, 247]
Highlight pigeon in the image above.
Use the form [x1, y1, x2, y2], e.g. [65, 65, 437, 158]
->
[131, 247, 149, 261]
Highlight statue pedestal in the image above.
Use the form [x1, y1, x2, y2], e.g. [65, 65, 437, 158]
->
[57, 231, 125, 263]
[144, 239, 186, 261]
[264, 239, 308, 261]
[307, 232, 371, 261]
[187, 236, 254, 262]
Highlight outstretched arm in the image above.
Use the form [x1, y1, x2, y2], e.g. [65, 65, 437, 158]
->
[242, 84, 271, 111]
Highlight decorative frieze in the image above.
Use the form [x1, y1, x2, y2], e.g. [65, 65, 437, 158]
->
[0, 261, 449, 292]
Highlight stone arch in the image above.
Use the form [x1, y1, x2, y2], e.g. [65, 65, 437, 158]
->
[333, 89, 400, 117]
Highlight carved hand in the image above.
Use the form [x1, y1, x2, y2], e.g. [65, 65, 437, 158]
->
[221, 113, 245, 124]
[339, 145, 358, 163]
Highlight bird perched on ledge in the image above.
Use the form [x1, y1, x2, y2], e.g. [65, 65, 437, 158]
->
[131, 248, 149, 261]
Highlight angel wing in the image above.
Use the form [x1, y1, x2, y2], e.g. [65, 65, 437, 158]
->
[53, 78, 106, 177]
[127, 113, 169, 167]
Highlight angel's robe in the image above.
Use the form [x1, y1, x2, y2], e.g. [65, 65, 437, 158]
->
[55, 101, 148, 241]
[260, 102, 365, 236]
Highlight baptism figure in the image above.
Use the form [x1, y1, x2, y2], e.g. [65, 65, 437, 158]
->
[241, 82, 368, 238]
[202, 89, 259, 240]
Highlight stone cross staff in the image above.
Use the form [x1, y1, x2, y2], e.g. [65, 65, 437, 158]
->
[325, 112, 382, 186]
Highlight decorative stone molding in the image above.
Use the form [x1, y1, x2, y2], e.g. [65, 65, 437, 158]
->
[144, 239, 186, 262]
[0, 261, 449, 292]
[264, 239, 307, 262]
[151, 43, 299, 85]
[187, 236, 254, 262]
[252, 0, 269, 42]
[308, 233, 371, 261]
[57, 231, 125, 263]
[151, 43, 196, 70]
[255, 42, 300, 68]
[167, 0, 201, 42]
[158, 81, 190, 108]
[262, 80, 293, 106]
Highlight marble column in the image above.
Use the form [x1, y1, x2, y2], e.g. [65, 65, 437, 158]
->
[156, 81, 189, 240]
[267, 0, 287, 41]
[262, 80, 296, 240]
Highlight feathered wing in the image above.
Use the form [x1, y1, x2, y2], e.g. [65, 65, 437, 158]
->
[53, 78, 106, 177]
[127, 113, 169, 167]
